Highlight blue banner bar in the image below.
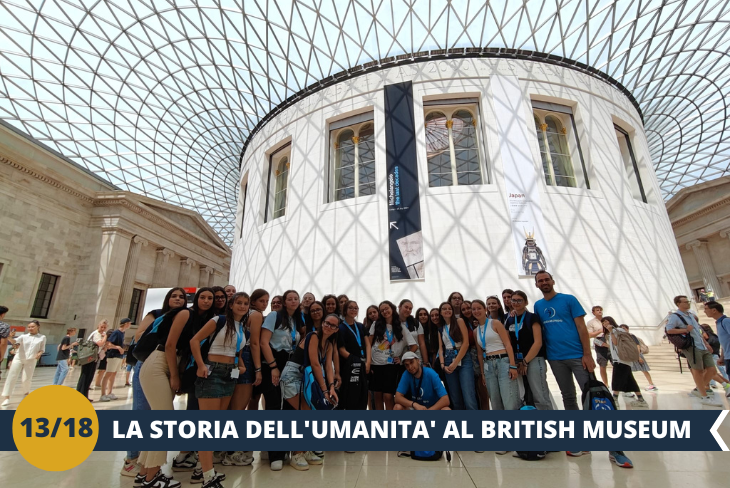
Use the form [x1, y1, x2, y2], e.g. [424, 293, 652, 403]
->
[1, 410, 726, 451]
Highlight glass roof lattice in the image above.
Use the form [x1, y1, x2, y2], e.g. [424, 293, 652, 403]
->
[1, 1, 729, 245]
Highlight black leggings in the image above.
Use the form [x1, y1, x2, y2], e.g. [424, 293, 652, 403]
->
[76, 361, 97, 398]
[263, 348, 291, 463]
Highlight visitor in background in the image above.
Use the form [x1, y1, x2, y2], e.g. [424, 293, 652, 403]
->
[53, 327, 78, 386]
[502, 289, 514, 315]
[699, 323, 724, 390]
[76, 320, 108, 401]
[586, 305, 610, 387]
[224, 285, 236, 300]
[704, 301, 730, 391]
[100, 318, 131, 402]
[322, 295, 339, 317]
[0, 305, 9, 378]
[0, 320, 47, 406]
[620, 324, 658, 391]
[602, 317, 647, 407]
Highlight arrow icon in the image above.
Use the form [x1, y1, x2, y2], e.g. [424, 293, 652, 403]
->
[389, 222, 398, 229]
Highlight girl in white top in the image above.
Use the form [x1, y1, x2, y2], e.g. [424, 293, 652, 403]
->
[474, 299, 519, 410]
[398, 299, 428, 361]
[189, 292, 250, 487]
[367, 300, 417, 410]
[0, 320, 47, 404]
[439, 301, 479, 410]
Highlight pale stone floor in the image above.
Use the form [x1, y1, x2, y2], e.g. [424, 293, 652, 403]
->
[1, 364, 729, 488]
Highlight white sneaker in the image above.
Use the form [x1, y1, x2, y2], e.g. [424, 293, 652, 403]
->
[121, 458, 141, 477]
[724, 384, 730, 398]
[629, 399, 648, 408]
[212, 452, 225, 464]
[304, 451, 323, 465]
[109, 393, 118, 400]
[701, 396, 722, 407]
[1, 398, 9, 407]
[290, 452, 309, 471]
[312, 451, 324, 457]
[270, 460, 283, 471]
[100, 395, 111, 402]
[495, 451, 510, 455]
[222, 451, 253, 466]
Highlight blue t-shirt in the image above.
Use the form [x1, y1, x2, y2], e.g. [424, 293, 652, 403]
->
[716, 315, 730, 359]
[396, 366, 447, 408]
[665, 310, 706, 351]
[262, 312, 300, 353]
[105, 329, 125, 358]
[533, 293, 586, 361]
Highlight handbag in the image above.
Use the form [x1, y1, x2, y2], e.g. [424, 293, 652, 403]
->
[77, 338, 99, 366]
[301, 332, 335, 410]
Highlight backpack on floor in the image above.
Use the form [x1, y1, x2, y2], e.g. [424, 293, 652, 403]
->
[514, 406, 547, 461]
[582, 373, 617, 411]
[398, 451, 451, 462]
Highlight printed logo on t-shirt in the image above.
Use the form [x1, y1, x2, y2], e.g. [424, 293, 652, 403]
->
[543, 307, 557, 319]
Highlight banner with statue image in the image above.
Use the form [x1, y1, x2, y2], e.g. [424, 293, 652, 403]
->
[491, 75, 550, 276]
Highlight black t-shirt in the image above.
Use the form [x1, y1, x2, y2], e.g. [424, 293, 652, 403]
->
[56, 336, 71, 361]
[105, 329, 125, 358]
[505, 311, 546, 359]
[338, 321, 368, 360]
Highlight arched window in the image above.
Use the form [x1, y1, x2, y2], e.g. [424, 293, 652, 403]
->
[273, 156, 288, 219]
[424, 103, 485, 187]
[425, 111, 453, 187]
[532, 103, 586, 188]
[329, 112, 376, 201]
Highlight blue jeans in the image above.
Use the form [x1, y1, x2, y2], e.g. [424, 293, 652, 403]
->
[525, 357, 553, 410]
[483, 356, 520, 410]
[443, 349, 478, 410]
[127, 361, 148, 461]
[52, 360, 69, 385]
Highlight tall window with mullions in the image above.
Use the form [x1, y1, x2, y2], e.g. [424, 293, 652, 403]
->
[328, 112, 376, 202]
[31, 273, 59, 319]
[424, 99, 486, 187]
[615, 125, 647, 203]
[264, 143, 291, 223]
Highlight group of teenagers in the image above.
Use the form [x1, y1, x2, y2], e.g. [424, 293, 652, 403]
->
[104, 269, 645, 488]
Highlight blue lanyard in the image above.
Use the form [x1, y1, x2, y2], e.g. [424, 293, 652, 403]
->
[290, 324, 297, 352]
[385, 328, 393, 346]
[444, 325, 456, 349]
[479, 319, 491, 351]
[515, 313, 526, 342]
[234, 320, 244, 366]
[344, 320, 364, 357]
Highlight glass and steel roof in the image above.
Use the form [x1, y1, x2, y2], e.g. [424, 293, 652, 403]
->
[1, 1, 728, 245]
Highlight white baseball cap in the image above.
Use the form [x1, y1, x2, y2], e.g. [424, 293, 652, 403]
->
[401, 351, 419, 361]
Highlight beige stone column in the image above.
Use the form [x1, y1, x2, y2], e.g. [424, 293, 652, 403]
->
[152, 248, 175, 287]
[114, 235, 148, 325]
[199, 266, 214, 288]
[179, 258, 195, 287]
[686, 240, 722, 297]
[208, 270, 217, 287]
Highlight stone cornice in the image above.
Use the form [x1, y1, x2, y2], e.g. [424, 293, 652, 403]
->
[670, 196, 730, 228]
[94, 196, 229, 258]
[1, 155, 95, 203]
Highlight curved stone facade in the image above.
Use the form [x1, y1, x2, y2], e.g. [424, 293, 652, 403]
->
[232, 58, 688, 341]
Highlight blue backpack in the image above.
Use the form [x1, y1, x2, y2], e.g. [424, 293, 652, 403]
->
[398, 451, 451, 461]
[302, 332, 335, 410]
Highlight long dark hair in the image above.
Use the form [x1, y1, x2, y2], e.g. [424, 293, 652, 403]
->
[318, 313, 340, 350]
[363, 305, 379, 329]
[249, 288, 269, 312]
[601, 316, 620, 337]
[418, 307, 439, 355]
[399, 299, 417, 332]
[439, 301, 463, 343]
[322, 294, 339, 316]
[224, 292, 249, 345]
[162, 287, 187, 314]
[276, 289, 304, 331]
[447, 291, 464, 312]
[211, 286, 227, 314]
[373, 300, 404, 343]
[307, 300, 325, 333]
[191, 287, 216, 328]
[486, 295, 505, 321]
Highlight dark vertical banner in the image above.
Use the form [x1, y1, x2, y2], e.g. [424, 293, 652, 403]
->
[384, 81, 424, 280]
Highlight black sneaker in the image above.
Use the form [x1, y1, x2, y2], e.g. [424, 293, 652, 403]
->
[172, 452, 197, 471]
[191, 469, 226, 485]
[202, 476, 226, 488]
[133, 474, 146, 488]
[142, 472, 181, 488]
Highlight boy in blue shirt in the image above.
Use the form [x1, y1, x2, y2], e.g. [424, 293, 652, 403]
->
[394, 352, 450, 410]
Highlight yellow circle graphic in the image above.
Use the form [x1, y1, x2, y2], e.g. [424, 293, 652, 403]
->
[12, 385, 99, 471]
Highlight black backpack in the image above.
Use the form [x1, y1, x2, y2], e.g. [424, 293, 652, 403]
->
[133, 307, 187, 362]
[515, 451, 547, 461]
[179, 316, 228, 391]
[582, 373, 617, 411]
[398, 451, 451, 462]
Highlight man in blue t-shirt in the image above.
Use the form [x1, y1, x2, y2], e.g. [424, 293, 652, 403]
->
[395, 352, 450, 410]
[100, 318, 131, 402]
[705, 301, 730, 387]
[533, 270, 594, 411]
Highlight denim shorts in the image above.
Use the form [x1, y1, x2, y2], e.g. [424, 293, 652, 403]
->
[280, 361, 303, 400]
[236, 346, 255, 385]
[195, 362, 236, 399]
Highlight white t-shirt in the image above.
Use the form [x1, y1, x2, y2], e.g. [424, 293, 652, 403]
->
[15, 333, 47, 361]
[406, 323, 424, 359]
[88, 330, 106, 360]
[586, 317, 606, 347]
[369, 323, 417, 365]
